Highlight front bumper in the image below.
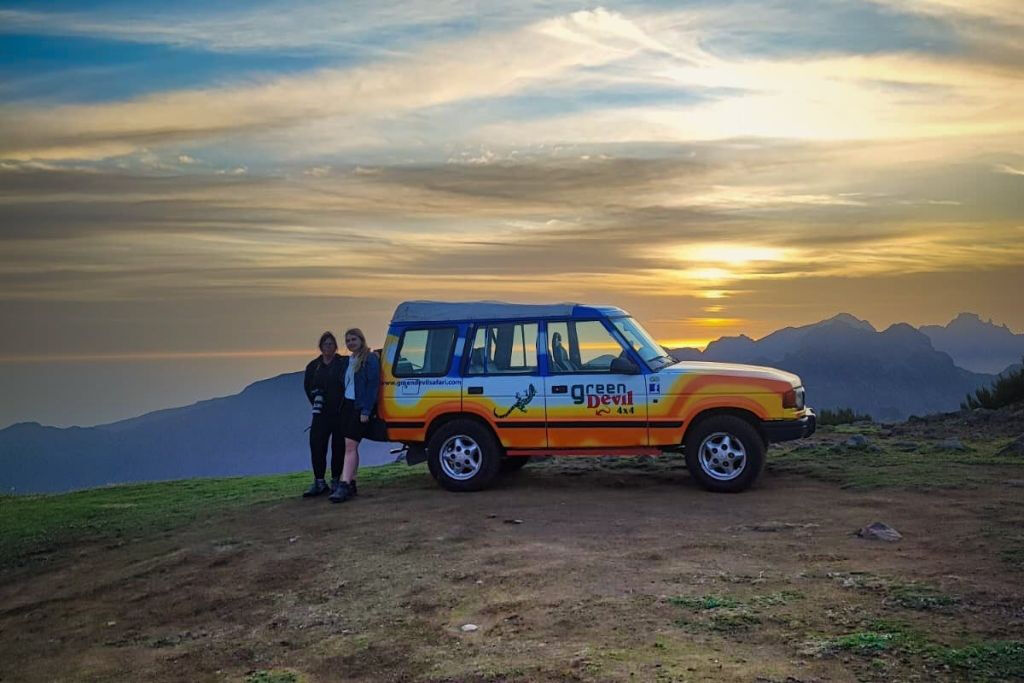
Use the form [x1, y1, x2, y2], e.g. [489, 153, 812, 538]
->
[761, 410, 816, 443]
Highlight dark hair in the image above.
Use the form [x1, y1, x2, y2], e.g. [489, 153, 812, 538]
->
[318, 331, 338, 351]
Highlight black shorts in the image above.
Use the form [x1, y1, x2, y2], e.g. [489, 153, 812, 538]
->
[339, 398, 368, 442]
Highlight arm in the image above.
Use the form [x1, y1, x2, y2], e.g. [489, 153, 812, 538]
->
[303, 361, 315, 405]
[359, 353, 381, 418]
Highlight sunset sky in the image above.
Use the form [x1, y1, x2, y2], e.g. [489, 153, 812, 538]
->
[1, 0, 1022, 427]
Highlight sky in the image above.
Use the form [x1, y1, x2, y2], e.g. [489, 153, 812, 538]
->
[0, 0, 1022, 428]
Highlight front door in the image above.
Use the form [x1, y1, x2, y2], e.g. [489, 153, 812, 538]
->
[544, 319, 648, 448]
[461, 321, 546, 448]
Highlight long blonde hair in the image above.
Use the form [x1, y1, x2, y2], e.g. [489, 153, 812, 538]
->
[345, 327, 370, 373]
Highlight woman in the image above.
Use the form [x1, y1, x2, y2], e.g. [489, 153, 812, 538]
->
[302, 331, 346, 497]
[329, 327, 381, 503]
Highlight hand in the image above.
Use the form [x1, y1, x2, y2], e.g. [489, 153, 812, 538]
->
[360, 414, 369, 423]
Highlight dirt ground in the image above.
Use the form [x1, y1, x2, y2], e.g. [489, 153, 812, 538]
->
[1, 458, 1023, 682]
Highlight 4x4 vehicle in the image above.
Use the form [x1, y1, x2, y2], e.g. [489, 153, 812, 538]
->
[379, 301, 814, 493]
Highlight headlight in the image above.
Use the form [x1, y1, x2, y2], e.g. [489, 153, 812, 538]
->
[783, 386, 805, 409]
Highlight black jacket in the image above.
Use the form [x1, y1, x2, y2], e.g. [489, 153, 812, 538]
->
[303, 356, 345, 416]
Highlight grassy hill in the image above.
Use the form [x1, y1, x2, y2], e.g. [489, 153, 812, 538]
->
[2, 409, 1022, 682]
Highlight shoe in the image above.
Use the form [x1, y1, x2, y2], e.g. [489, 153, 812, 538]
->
[329, 481, 353, 504]
[349, 480, 358, 497]
[302, 479, 329, 497]
[329, 478, 341, 494]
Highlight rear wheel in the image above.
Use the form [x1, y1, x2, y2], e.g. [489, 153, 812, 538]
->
[684, 415, 765, 493]
[427, 419, 503, 491]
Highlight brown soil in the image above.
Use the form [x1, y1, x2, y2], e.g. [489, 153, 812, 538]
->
[2, 463, 1023, 682]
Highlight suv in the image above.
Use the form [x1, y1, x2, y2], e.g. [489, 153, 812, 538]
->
[379, 301, 814, 493]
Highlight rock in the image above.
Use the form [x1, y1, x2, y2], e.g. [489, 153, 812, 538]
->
[857, 522, 902, 542]
[1005, 480, 1024, 488]
[460, 623, 479, 632]
[503, 519, 524, 525]
[843, 434, 870, 449]
[892, 441, 919, 451]
[996, 434, 1024, 457]
[937, 438, 968, 451]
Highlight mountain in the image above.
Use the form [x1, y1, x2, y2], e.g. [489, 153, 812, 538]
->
[920, 313, 1024, 374]
[0, 373, 400, 494]
[669, 314, 995, 422]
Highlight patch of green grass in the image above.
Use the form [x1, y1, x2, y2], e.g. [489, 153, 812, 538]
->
[885, 584, 959, 611]
[770, 438, 1024, 489]
[245, 670, 300, 683]
[668, 594, 739, 610]
[938, 641, 1024, 680]
[0, 464, 425, 568]
[709, 610, 761, 633]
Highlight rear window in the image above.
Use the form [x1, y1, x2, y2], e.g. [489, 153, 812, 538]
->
[465, 322, 538, 375]
[393, 327, 457, 377]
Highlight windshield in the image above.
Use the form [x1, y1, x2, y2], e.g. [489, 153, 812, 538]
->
[611, 317, 675, 370]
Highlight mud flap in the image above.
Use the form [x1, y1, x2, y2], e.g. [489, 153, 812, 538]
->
[404, 444, 427, 466]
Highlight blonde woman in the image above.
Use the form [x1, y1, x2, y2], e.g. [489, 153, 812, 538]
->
[329, 328, 381, 503]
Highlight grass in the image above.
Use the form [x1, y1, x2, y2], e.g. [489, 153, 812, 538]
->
[668, 595, 739, 610]
[770, 434, 1023, 489]
[0, 464, 425, 569]
[805, 617, 1024, 680]
[939, 641, 1024, 680]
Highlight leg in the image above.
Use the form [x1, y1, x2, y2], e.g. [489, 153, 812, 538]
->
[329, 417, 345, 483]
[342, 437, 360, 483]
[309, 417, 329, 480]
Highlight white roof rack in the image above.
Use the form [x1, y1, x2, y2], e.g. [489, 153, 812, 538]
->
[392, 300, 581, 323]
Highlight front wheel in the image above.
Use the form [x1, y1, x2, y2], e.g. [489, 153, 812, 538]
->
[427, 419, 503, 491]
[684, 415, 765, 493]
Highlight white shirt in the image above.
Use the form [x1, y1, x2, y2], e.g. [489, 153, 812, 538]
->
[344, 359, 355, 400]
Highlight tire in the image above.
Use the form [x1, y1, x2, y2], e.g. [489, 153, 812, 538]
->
[426, 419, 503, 491]
[684, 415, 765, 493]
[500, 456, 530, 474]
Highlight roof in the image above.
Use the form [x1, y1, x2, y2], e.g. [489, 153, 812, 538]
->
[391, 300, 628, 323]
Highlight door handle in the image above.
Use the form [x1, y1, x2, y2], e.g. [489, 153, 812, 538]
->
[467, 386, 484, 395]
[552, 385, 568, 394]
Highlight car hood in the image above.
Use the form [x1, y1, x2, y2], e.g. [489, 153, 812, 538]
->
[658, 360, 802, 388]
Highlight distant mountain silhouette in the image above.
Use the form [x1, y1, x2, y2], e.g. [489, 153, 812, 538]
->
[920, 313, 1024, 374]
[670, 314, 994, 422]
[0, 373, 400, 494]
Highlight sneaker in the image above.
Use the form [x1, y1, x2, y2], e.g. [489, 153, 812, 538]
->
[329, 481, 353, 504]
[329, 478, 341, 494]
[302, 479, 329, 498]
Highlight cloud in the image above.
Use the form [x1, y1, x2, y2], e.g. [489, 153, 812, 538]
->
[0, 8, 684, 161]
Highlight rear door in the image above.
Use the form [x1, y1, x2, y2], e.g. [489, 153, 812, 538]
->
[461, 320, 546, 448]
[543, 319, 648, 448]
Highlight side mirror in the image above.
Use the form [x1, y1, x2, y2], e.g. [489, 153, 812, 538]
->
[610, 356, 640, 374]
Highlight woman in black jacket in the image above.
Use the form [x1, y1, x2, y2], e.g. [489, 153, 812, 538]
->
[329, 327, 381, 503]
[302, 331, 346, 497]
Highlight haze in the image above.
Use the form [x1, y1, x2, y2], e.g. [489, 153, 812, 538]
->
[1, 0, 1022, 427]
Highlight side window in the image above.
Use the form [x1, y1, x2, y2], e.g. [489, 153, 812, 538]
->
[549, 320, 627, 373]
[393, 327, 457, 377]
[466, 322, 538, 375]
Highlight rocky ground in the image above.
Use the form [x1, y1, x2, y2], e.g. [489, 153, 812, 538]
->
[1, 407, 1022, 682]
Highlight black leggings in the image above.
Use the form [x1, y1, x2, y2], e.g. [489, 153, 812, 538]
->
[309, 414, 344, 480]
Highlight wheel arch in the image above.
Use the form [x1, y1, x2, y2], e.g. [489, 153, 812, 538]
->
[426, 412, 503, 450]
[682, 407, 766, 449]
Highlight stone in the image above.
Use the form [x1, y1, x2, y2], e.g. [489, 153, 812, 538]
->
[460, 624, 479, 632]
[937, 438, 968, 451]
[856, 522, 902, 542]
[892, 440, 920, 451]
[996, 434, 1024, 457]
[503, 519, 524, 524]
[843, 434, 870, 449]
[1005, 480, 1024, 488]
